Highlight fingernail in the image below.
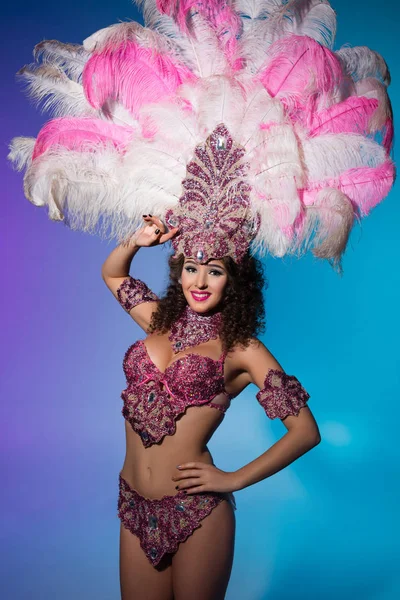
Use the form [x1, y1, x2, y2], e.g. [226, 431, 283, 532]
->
[176, 465, 182, 469]
[183, 490, 187, 494]
[143, 214, 147, 217]
[148, 214, 152, 217]
[155, 229, 160, 234]
[175, 486, 179, 490]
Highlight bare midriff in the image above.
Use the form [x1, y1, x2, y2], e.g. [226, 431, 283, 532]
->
[120, 399, 226, 499]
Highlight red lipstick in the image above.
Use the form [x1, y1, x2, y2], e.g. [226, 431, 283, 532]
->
[190, 291, 211, 302]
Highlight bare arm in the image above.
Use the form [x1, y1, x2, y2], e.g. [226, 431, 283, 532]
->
[172, 339, 321, 495]
[101, 216, 178, 331]
[232, 339, 321, 491]
[101, 241, 141, 279]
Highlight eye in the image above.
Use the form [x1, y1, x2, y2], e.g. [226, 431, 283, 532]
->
[209, 269, 223, 276]
[184, 266, 196, 273]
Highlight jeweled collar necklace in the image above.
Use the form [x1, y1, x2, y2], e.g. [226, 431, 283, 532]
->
[168, 305, 222, 353]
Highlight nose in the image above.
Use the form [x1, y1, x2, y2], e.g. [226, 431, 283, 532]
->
[195, 267, 208, 289]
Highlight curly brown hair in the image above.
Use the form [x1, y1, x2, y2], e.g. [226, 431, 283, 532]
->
[149, 252, 267, 352]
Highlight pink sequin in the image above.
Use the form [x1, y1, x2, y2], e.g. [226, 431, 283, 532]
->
[122, 339, 231, 447]
[256, 369, 310, 420]
[168, 305, 222, 353]
[118, 473, 235, 567]
[165, 124, 260, 264]
[116, 276, 158, 312]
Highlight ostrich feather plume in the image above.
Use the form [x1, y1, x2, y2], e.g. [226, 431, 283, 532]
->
[9, 0, 395, 272]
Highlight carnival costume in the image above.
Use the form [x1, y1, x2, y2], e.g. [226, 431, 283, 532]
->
[9, 0, 394, 567]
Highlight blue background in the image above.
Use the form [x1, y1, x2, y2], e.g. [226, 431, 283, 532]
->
[1, 1, 399, 598]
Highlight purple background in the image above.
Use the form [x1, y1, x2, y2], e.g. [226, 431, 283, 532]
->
[1, 1, 399, 599]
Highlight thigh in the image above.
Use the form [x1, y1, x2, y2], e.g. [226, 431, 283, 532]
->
[119, 523, 174, 600]
[171, 499, 236, 600]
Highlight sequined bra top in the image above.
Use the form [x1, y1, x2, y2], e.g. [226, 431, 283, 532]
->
[121, 339, 231, 447]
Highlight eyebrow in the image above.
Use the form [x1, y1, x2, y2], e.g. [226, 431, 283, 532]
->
[184, 259, 226, 271]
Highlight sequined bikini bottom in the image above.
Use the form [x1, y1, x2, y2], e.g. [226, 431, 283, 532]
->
[118, 473, 236, 567]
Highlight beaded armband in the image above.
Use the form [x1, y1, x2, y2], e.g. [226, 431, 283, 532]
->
[116, 276, 158, 313]
[256, 369, 310, 420]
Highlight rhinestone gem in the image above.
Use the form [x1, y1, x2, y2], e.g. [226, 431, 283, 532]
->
[216, 135, 227, 150]
[196, 250, 204, 261]
[140, 431, 149, 441]
[175, 503, 186, 512]
[148, 515, 158, 529]
[205, 220, 213, 229]
[150, 548, 157, 560]
[129, 499, 135, 508]
[147, 391, 156, 402]
[168, 216, 178, 227]
[175, 341, 182, 349]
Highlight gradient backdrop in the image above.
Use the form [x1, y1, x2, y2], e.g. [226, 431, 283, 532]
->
[1, 1, 399, 599]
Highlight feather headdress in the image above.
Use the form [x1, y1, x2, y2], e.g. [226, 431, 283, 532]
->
[9, 0, 395, 272]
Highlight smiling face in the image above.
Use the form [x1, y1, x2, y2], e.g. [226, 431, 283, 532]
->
[180, 257, 229, 313]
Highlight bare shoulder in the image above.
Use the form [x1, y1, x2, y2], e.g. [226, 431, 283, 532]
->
[229, 338, 283, 372]
[225, 337, 284, 390]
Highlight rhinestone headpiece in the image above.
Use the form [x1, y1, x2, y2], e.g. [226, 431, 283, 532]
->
[165, 124, 259, 264]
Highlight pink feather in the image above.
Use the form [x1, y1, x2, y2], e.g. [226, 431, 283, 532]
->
[383, 119, 394, 154]
[207, 4, 242, 69]
[307, 96, 379, 136]
[156, 0, 242, 69]
[259, 35, 343, 113]
[302, 160, 395, 216]
[32, 117, 133, 160]
[156, 0, 195, 31]
[82, 41, 196, 116]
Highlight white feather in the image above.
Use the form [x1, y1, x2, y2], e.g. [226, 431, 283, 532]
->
[17, 64, 97, 118]
[23, 147, 120, 214]
[247, 124, 303, 182]
[298, 187, 355, 270]
[8, 137, 36, 171]
[134, 0, 202, 73]
[178, 76, 245, 138]
[336, 46, 391, 86]
[82, 20, 196, 71]
[122, 141, 185, 203]
[102, 100, 140, 129]
[233, 0, 281, 20]
[236, 81, 284, 146]
[246, 119, 303, 257]
[283, 0, 336, 48]
[249, 128, 303, 256]
[355, 78, 393, 131]
[236, 0, 336, 74]
[33, 40, 89, 83]
[22, 138, 184, 241]
[139, 101, 198, 159]
[249, 193, 289, 255]
[302, 132, 387, 182]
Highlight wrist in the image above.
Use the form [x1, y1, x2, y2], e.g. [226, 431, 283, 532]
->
[230, 470, 245, 492]
[119, 238, 140, 252]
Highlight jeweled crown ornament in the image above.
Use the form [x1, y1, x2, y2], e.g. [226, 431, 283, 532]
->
[165, 124, 259, 264]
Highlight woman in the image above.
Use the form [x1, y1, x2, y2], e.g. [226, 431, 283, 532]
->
[102, 214, 321, 600]
[9, 1, 393, 598]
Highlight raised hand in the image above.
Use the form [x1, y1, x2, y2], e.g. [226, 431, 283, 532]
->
[126, 215, 179, 248]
